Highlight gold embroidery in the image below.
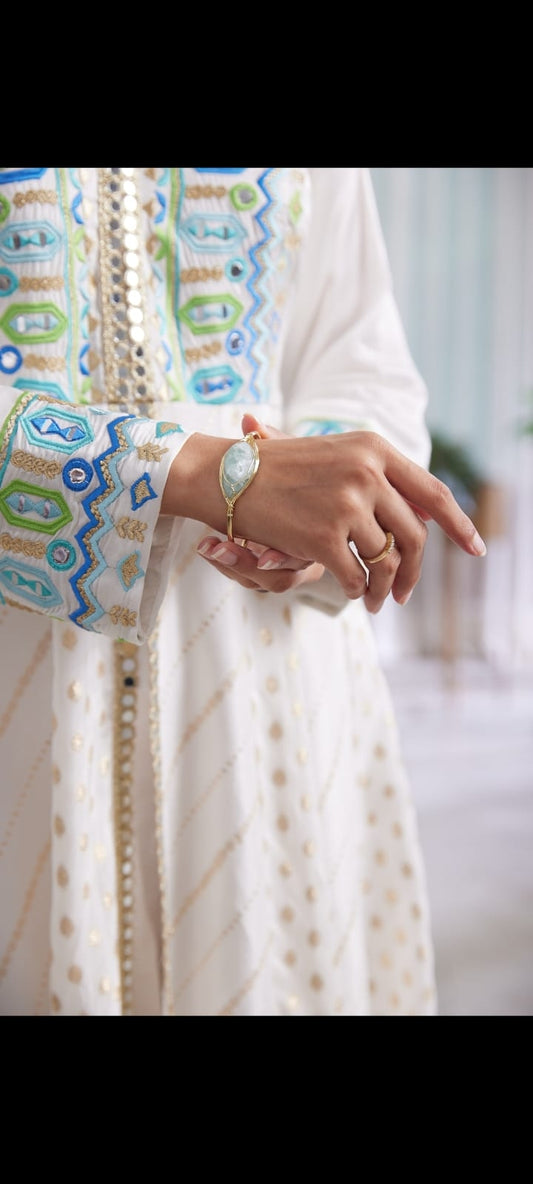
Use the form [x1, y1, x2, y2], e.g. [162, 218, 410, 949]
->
[98, 168, 157, 409]
[0, 532, 46, 559]
[0, 389, 36, 472]
[19, 275, 64, 291]
[0, 736, 50, 858]
[167, 657, 244, 777]
[24, 355, 66, 371]
[132, 478, 150, 505]
[333, 901, 359, 967]
[173, 748, 243, 845]
[33, 948, 52, 1017]
[112, 639, 140, 1017]
[147, 621, 174, 1015]
[180, 265, 224, 283]
[115, 517, 148, 541]
[0, 630, 51, 740]
[171, 884, 261, 1007]
[0, 840, 51, 985]
[185, 185, 227, 200]
[11, 448, 62, 478]
[167, 793, 260, 936]
[185, 341, 221, 365]
[119, 554, 141, 590]
[13, 189, 58, 207]
[136, 443, 169, 462]
[109, 605, 137, 628]
[217, 934, 273, 1017]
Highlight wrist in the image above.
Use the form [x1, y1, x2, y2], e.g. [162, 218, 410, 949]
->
[160, 432, 237, 533]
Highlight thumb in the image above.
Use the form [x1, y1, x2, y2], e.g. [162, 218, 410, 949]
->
[241, 413, 286, 440]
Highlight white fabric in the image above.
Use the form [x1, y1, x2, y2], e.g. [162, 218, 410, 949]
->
[0, 167, 435, 1015]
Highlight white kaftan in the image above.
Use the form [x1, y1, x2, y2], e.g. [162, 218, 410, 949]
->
[0, 167, 436, 1015]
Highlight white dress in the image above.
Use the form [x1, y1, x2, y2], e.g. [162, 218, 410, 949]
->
[0, 167, 436, 1015]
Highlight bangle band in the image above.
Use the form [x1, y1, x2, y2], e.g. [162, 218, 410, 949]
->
[219, 431, 261, 547]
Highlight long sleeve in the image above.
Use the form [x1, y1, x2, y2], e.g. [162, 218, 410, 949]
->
[0, 386, 190, 644]
[281, 168, 431, 470]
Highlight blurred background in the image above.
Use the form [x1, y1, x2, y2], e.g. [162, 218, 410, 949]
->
[369, 167, 533, 1016]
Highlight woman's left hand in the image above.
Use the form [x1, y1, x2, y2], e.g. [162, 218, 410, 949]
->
[196, 415, 326, 595]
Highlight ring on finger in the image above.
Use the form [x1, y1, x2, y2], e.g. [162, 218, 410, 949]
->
[360, 531, 396, 566]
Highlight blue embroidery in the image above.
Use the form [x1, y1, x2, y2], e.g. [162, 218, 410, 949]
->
[226, 329, 245, 356]
[155, 422, 184, 437]
[0, 303, 67, 344]
[194, 168, 246, 174]
[69, 415, 134, 630]
[131, 472, 157, 510]
[13, 378, 68, 401]
[187, 365, 243, 404]
[117, 550, 144, 592]
[46, 539, 76, 571]
[79, 343, 91, 375]
[0, 267, 18, 297]
[0, 557, 62, 608]
[178, 293, 242, 335]
[299, 419, 351, 436]
[225, 257, 248, 283]
[179, 213, 246, 254]
[0, 482, 71, 534]
[0, 221, 61, 263]
[22, 406, 93, 453]
[0, 344, 22, 374]
[243, 169, 274, 401]
[0, 168, 46, 185]
[62, 458, 93, 491]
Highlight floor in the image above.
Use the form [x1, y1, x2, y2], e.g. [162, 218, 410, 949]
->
[384, 656, 533, 1017]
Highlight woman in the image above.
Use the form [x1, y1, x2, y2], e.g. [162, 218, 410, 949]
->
[0, 168, 485, 1015]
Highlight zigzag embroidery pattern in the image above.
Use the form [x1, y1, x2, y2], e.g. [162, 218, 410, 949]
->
[69, 415, 137, 628]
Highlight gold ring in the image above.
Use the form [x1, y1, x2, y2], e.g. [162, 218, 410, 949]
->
[360, 531, 396, 565]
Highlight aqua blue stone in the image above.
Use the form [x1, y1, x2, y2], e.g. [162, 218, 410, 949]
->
[221, 440, 255, 499]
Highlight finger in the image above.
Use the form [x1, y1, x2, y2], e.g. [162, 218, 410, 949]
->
[349, 527, 401, 616]
[364, 497, 428, 611]
[241, 413, 287, 441]
[382, 448, 486, 556]
[405, 499, 432, 522]
[197, 540, 325, 595]
[196, 536, 311, 572]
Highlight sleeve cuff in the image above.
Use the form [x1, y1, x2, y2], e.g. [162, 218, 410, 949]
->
[0, 391, 190, 643]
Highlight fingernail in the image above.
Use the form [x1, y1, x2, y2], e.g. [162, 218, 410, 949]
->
[472, 531, 487, 557]
[398, 590, 412, 605]
[257, 559, 283, 571]
[196, 541, 212, 557]
[211, 546, 238, 566]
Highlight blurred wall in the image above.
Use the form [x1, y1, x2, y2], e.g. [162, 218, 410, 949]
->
[369, 168, 533, 672]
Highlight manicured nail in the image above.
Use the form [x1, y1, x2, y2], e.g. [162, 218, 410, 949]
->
[196, 541, 212, 557]
[257, 559, 284, 570]
[471, 531, 487, 557]
[211, 546, 239, 566]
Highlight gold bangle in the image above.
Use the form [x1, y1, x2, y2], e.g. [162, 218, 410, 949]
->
[219, 431, 261, 547]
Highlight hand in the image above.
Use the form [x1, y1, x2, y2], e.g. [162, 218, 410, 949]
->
[164, 416, 487, 614]
[227, 416, 487, 614]
[196, 416, 326, 595]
